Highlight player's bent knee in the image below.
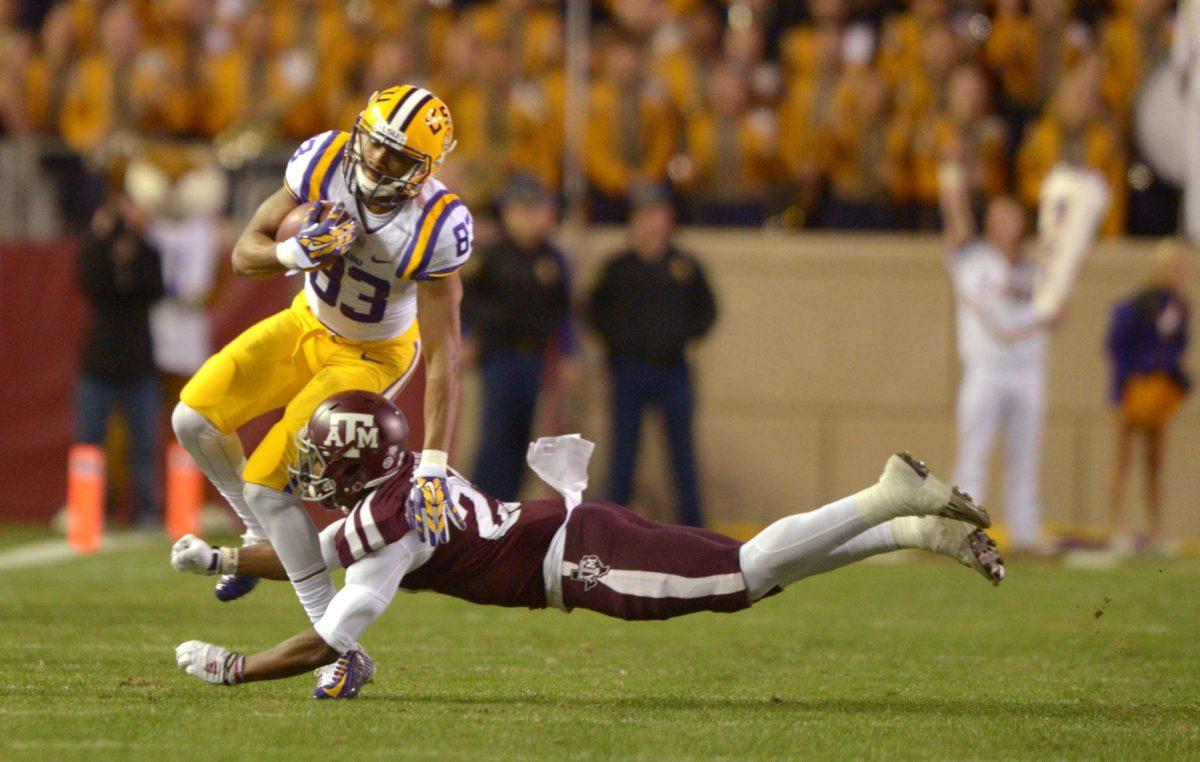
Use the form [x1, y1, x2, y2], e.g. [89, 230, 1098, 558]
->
[172, 402, 216, 447]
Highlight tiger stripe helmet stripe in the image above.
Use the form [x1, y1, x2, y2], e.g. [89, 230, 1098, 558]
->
[307, 132, 350, 201]
[392, 88, 434, 129]
[384, 85, 419, 121]
[398, 93, 435, 131]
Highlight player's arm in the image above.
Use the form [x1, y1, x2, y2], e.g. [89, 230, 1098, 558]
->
[176, 538, 423, 687]
[937, 159, 976, 254]
[404, 205, 473, 546]
[416, 272, 463, 456]
[230, 187, 298, 278]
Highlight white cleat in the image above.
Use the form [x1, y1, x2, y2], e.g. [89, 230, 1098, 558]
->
[895, 516, 1006, 585]
[875, 452, 991, 528]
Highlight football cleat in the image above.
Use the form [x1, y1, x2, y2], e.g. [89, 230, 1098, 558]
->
[894, 516, 1005, 585]
[313, 648, 376, 699]
[888, 452, 991, 529]
[214, 574, 259, 602]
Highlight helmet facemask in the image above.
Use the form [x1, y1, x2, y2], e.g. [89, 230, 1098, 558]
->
[289, 425, 342, 509]
[288, 423, 405, 511]
[343, 119, 432, 227]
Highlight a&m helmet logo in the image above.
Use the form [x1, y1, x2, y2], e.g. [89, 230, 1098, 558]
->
[323, 413, 380, 457]
[570, 555, 610, 591]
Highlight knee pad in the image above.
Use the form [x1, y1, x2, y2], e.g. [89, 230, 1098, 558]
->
[172, 402, 214, 448]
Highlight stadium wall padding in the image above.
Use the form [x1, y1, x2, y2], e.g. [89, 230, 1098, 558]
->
[2, 234, 1196, 539]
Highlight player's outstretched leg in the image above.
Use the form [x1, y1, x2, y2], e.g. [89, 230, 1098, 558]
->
[740, 453, 991, 599]
[171, 403, 263, 601]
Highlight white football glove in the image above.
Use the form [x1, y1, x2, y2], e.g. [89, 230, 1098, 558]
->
[175, 640, 244, 685]
[171, 534, 219, 575]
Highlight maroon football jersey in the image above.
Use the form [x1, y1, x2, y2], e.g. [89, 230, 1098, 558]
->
[333, 456, 567, 609]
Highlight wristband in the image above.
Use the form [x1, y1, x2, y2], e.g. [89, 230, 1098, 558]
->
[275, 238, 304, 270]
[419, 449, 448, 470]
[225, 654, 246, 686]
[218, 546, 238, 575]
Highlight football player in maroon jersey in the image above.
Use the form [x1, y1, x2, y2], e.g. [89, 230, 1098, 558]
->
[174, 391, 1003, 698]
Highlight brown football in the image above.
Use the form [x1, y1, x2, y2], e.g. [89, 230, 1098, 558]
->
[275, 200, 326, 242]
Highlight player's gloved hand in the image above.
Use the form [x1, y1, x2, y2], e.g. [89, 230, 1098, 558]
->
[404, 450, 466, 547]
[171, 534, 219, 575]
[175, 640, 244, 686]
[276, 201, 358, 271]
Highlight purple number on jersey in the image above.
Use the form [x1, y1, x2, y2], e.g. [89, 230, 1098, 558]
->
[309, 260, 391, 324]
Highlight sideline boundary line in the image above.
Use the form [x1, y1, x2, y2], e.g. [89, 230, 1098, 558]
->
[0, 533, 159, 571]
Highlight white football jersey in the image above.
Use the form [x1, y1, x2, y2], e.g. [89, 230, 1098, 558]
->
[284, 130, 474, 342]
[949, 240, 1047, 371]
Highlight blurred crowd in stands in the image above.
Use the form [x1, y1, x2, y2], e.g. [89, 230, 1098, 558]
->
[0, 0, 1182, 231]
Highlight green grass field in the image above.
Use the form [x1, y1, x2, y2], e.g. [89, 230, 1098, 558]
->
[1, 532, 1197, 760]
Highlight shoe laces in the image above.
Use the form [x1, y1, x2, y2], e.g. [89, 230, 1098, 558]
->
[317, 654, 352, 686]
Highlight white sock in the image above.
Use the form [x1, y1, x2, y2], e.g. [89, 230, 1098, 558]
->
[171, 403, 267, 544]
[782, 522, 899, 580]
[739, 495, 872, 601]
[244, 483, 336, 624]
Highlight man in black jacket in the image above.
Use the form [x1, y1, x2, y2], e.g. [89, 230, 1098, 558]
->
[587, 184, 717, 526]
[76, 190, 165, 528]
[462, 175, 577, 499]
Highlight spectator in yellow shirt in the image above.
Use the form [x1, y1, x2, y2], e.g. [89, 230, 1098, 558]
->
[654, 0, 723, 120]
[21, 3, 82, 133]
[878, 0, 951, 85]
[1017, 61, 1126, 235]
[682, 63, 780, 225]
[985, 0, 1091, 114]
[330, 38, 418, 134]
[779, 25, 848, 226]
[466, 0, 563, 77]
[59, 0, 167, 153]
[823, 67, 909, 230]
[585, 29, 676, 221]
[447, 40, 523, 208]
[912, 64, 1007, 224]
[892, 21, 960, 130]
[1099, 0, 1173, 119]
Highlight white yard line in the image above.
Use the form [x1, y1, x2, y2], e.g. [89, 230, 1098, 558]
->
[0, 533, 160, 571]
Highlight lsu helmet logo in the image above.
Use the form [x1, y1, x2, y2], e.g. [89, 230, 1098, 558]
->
[424, 104, 450, 135]
[570, 555, 611, 591]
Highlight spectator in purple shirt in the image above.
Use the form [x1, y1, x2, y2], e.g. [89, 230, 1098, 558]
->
[1106, 240, 1191, 552]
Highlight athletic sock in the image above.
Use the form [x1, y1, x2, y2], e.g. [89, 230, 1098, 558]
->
[785, 522, 899, 579]
[172, 404, 267, 544]
[739, 495, 872, 601]
[244, 483, 336, 624]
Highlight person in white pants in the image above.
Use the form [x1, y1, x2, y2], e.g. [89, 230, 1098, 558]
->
[938, 163, 1055, 552]
[1174, 0, 1200, 242]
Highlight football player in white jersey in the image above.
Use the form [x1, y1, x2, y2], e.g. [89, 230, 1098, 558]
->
[171, 85, 472, 634]
[937, 161, 1059, 553]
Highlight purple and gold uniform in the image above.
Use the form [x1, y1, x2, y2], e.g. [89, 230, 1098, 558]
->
[328, 456, 751, 620]
[180, 87, 474, 491]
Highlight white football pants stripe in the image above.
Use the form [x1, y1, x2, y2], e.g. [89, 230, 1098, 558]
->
[560, 562, 746, 599]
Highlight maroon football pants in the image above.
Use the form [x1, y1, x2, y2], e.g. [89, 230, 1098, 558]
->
[560, 502, 752, 620]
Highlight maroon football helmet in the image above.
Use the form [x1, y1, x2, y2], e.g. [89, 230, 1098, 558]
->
[289, 390, 410, 510]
